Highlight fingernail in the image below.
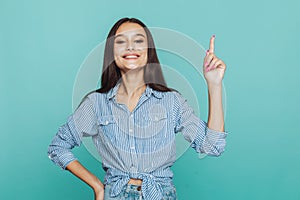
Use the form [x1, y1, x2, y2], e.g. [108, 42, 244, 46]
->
[206, 50, 209, 55]
[212, 34, 215, 38]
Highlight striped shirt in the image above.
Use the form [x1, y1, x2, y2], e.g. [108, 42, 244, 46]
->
[47, 82, 228, 200]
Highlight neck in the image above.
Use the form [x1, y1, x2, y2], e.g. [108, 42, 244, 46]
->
[119, 68, 146, 97]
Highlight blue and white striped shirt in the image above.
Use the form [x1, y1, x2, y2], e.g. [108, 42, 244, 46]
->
[47, 82, 228, 200]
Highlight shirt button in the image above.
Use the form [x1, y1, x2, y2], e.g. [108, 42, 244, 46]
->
[129, 129, 133, 132]
[105, 120, 109, 125]
[130, 146, 135, 149]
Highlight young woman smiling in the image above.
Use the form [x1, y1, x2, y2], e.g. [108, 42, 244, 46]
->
[48, 17, 228, 200]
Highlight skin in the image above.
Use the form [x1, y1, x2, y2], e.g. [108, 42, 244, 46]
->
[114, 22, 148, 73]
[113, 22, 149, 113]
[204, 35, 226, 132]
[65, 160, 104, 200]
[65, 23, 226, 200]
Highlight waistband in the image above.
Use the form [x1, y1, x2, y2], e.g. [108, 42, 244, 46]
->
[104, 168, 174, 200]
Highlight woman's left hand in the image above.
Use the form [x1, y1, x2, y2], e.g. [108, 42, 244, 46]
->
[203, 35, 226, 85]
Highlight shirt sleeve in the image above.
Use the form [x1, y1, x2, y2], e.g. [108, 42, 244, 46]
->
[173, 92, 228, 157]
[47, 94, 98, 170]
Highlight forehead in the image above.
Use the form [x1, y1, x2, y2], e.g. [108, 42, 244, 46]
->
[115, 22, 147, 37]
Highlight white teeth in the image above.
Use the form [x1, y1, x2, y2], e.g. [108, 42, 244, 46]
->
[125, 55, 138, 58]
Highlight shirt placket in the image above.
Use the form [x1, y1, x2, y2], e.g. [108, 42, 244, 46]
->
[112, 91, 150, 175]
[129, 112, 138, 173]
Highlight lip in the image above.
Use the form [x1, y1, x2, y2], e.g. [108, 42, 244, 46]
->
[122, 53, 140, 59]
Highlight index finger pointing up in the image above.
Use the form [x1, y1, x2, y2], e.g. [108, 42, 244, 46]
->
[209, 35, 215, 53]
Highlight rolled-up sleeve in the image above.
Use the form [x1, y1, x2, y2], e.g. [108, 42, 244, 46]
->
[173, 92, 228, 157]
[47, 94, 98, 170]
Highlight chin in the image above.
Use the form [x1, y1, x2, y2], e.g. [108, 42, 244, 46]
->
[119, 63, 146, 72]
[126, 65, 145, 71]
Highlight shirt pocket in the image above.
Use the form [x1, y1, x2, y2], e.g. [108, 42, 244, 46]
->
[148, 112, 167, 122]
[97, 115, 118, 136]
[143, 112, 168, 138]
[98, 115, 117, 126]
[97, 115, 119, 143]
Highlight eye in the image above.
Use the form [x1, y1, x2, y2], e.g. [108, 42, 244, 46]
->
[115, 40, 125, 44]
[134, 39, 144, 43]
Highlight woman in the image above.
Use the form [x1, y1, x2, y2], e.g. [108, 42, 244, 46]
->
[47, 17, 228, 200]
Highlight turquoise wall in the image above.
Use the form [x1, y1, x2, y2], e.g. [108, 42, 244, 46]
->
[1, 0, 299, 199]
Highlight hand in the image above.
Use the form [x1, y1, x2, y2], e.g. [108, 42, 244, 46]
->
[93, 184, 105, 200]
[203, 35, 227, 86]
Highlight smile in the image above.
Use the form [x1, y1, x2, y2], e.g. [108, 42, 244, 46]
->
[122, 53, 140, 59]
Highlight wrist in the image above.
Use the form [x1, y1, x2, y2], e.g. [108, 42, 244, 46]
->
[207, 82, 222, 90]
[91, 177, 104, 192]
[93, 183, 104, 193]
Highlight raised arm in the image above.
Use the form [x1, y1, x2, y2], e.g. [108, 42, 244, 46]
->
[173, 35, 228, 157]
[203, 35, 227, 132]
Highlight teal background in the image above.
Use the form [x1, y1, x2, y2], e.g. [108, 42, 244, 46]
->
[1, 0, 299, 199]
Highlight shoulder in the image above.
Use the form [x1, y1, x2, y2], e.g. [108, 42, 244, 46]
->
[161, 90, 185, 104]
[78, 91, 107, 109]
[85, 91, 107, 102]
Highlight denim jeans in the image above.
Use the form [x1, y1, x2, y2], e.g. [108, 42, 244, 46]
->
[104, 182, 178, 200]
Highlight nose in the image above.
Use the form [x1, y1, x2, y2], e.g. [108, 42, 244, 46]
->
[126, 41, 135, 51]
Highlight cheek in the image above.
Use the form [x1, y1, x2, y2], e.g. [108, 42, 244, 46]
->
[113, 47, 123, 64]
[141, 50, 148, 61]
[114, 42, 128, 54]
[114, 56, 121, 68]
[114, 47, 122, 57]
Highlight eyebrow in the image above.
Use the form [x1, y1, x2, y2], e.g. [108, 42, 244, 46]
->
[115, 33, 146, 38]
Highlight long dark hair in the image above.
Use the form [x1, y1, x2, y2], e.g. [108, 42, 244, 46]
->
[95, 17, 175, 93]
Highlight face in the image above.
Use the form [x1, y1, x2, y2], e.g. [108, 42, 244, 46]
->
[113, 22, 148, 73]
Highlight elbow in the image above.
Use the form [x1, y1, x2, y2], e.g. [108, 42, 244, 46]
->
[204, 127, 228, 157]
[208, 142, 226, 157]
[212, 148, 225, 157]
[47, 144, 58, 163]
[47, 143, 62, 169]
[208, 148, 225, 157]
[47, 144, 77, 170]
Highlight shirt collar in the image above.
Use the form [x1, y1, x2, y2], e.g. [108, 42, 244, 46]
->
[106, 82, 163, 100]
